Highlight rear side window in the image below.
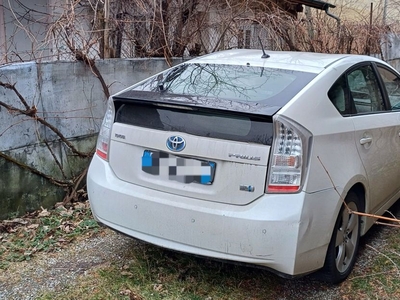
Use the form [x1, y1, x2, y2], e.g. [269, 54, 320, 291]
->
[348, 66, 385, 113]
[115, 103, 274, 145]
[328, 76, 350, 114]
[376, 66, 400, 110]
[130, 63, 316, 107]
[328, 64, 385, 115]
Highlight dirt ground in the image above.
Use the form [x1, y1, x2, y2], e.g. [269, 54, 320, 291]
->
[0, 208, 398, 300]
[0, 228, 135, 300]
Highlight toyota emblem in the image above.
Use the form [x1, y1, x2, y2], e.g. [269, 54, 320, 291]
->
[166, 135, 186, 152]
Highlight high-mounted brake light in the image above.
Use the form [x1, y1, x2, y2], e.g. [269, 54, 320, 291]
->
[267, 116, 312, 193]
[95, 99, 115, 161]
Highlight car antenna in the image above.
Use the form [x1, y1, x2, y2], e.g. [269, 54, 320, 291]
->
[258, 36, 270, 59]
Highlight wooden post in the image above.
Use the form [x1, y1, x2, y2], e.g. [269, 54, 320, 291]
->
[305, 6, 314, 40]
[0, 0, 7, 63]
[383, 0, 388, 25]
[366, 2, 373, 56]
[104, 0, 110, 58]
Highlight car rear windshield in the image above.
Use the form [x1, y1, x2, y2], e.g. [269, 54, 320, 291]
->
[129, 63, 316, 106]
[114, 103, 274, 145]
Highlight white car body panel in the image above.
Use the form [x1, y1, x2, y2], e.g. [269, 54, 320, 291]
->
[353, 113, 400, 211]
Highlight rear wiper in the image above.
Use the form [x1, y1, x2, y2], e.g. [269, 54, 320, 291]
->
[156, 74, 167, 93]
[158, 82, 166, 92]
[158, 64, 190, 93]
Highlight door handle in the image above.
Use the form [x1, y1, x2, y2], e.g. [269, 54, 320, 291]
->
[360, 137, 372, 145]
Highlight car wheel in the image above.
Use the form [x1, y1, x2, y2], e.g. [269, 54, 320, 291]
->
[320, 192, 361, 284]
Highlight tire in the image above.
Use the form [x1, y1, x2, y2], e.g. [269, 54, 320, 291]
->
[319, 192, 361, 284]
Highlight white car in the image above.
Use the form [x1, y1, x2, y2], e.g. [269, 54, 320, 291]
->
[87, 49, 400, 283]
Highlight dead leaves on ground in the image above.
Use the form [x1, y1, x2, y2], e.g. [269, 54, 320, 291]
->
[0, 202, 91, 231]
[119, 289, 144, 300]
[0, 218, 28, 233]
[0, 201, 99, 267]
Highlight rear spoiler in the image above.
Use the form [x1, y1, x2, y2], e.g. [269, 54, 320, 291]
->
[113, 90, 281, 117]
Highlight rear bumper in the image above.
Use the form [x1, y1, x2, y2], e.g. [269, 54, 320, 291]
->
[87, 155, 338, 276]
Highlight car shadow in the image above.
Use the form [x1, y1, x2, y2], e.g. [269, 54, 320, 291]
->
[119, 200, 400, 299]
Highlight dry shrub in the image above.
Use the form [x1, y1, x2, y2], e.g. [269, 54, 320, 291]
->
[2, 0, 399, 65]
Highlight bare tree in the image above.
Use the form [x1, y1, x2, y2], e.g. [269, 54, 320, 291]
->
[2, 0, 398, 64]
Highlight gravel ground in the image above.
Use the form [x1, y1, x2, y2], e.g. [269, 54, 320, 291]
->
[0, 216, 396, 300]
[0, 229, 135, 300]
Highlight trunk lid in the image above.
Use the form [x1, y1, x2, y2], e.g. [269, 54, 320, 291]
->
[108, 100, 273, 205]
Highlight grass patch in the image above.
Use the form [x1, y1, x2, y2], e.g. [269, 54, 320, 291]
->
[0, 201, 99, 269]
[39, 241, 285, 300]
[340, 222, 400, 299]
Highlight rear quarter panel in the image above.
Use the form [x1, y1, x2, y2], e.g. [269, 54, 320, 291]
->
[277, 62, 369, 232]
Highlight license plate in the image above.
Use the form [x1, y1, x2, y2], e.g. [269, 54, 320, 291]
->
[141, 150, 216, 185]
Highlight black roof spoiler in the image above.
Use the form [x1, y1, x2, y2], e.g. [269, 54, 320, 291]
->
[287, 0, 335, 10]
[287, 0, 340, 27]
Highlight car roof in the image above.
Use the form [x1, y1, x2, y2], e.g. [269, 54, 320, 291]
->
[188, 49, 370, 74]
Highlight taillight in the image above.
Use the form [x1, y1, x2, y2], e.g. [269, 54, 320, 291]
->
[95, 98, 115, 161]
[267, 116, 312, 193]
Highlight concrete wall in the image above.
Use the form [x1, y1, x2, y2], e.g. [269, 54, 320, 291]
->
[0, 58, 184, 219]
[384, 33, 400, 71]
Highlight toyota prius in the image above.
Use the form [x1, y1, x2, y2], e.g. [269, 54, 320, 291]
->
[87, 49, 400, 283]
